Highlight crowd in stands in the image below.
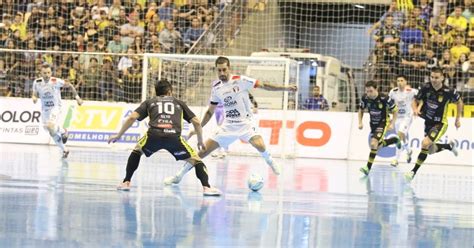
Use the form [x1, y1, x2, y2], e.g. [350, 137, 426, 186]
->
[367, 0, 473, 101]
[0, 0, 227, 101]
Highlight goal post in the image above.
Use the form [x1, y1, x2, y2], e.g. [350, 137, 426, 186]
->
[142, 53, 300, 158]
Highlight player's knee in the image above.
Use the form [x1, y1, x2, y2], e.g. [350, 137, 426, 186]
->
[45, 123, 55, 134]
[421, 138, 432, 149]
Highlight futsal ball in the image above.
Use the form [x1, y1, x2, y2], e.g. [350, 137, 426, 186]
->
[247, 173, 264, 191]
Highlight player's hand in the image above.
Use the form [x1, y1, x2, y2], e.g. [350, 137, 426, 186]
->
[413, 109, 421, 117]
[358, 123, 363, 130]
[455, 118, 461, 129]
[287, 85, 298, 92]
[108, 135, 121, 144]
[76, 98, 83, 106]
[252, 108, 258, 114]
[32, 98, 37, 104]
[197, 140, 206, 151]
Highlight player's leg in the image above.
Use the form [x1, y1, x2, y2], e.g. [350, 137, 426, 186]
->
[392, 118, 409, 166]
[360, 125, 386, 175]
[247, 134, 281, 175]
[429, 123, 457, 156]
[44, 109, 69, 158]
[117, 133, 155, 190]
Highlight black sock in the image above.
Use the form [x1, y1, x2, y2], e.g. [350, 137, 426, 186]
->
[367, 149, 377, 170]
[412, 148, 429, 174]
[194, 161, 210, 187]
[434, 143, 452, 153]
[123, 150, 142, 182]
[382, 137, 398, 147]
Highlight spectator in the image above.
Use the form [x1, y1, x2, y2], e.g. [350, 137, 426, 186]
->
[367, 1, 406, 35]
[431, 34, 449, 59]
[145, 2, 159, 22]
[56, 17, 68, 32]
[447, 6, 468, 33]
[148, 14, 166, 33]
[383, 44, 402, 76]
[450, 35, 470, 61]
[70, 0, 89, 24]
[108, 0, 124, 21]
[58, 0, 74, 22]
[373, 15, 400, 45]
[123, 56, 142, 102]
[107, 33, 127, 53]
[91, 0, 109, 21]
[27, 7, 43, 33]
[131, 36, 144, 53]
[419, 0, 433, 22]
[159, 20, 183, 53]
[80, 57, 101, 100]
[99, 58, 121, 101]
[302, 85, 329, 111]
[84, 20, 100, 43]
[120, 16, 145, 46]
[410, 7, 428, 31]
[400, 16, 424, 54]
[117, 48, 134, 76]
[116, 9, 128, 26]
[430, 14, 454, 47]
[158, 0, 175, 21]
[0, 59, 8, 95]
[96, 11, 111, 31]
[10, 12, 28, 41]
[96, 36, 107, 52]
[71, 34, 86, 52]
[36, 28, 54, 50]
[79, 42, 103, 70]
[68, 19, 86, 40]
[145, 34, 160, 52]
[175, 0, 199, 32]
[44, 6, 57, 29]
[184, 18, 205, 49]
[401, 43, 427, 88]
[439, 49, 456, 73]
[425, 49, 439, 69]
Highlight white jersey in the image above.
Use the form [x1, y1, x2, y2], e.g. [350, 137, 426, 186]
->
[33, 77, 65, 111]
[388, 87, 418, 119]
[210, 75, 258, 125]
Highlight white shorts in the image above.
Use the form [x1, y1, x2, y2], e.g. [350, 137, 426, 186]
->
[210, 122, 259, 148]
[395, 117, 412, 135]
[41, 108, 62, 128]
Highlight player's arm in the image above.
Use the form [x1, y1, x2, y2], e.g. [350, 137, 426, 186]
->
[257, 81, 297, 92]
[32, 88, 38, 104]
[190, 117, 205, 150]
[201, 103, 218, 128]
[108, 111, 140, 143]
[455, 98, 463, 129]
[64, 80, 83, 105]
[389, 103, 398, 130]
[358, 98, 366, 129]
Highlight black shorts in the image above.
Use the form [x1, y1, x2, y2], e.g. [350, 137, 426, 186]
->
[424, 122, 447, 142]
[137, 132, 197, 160]
[370, 123, 388, 143]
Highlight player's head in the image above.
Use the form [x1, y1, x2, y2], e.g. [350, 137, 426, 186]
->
[430, 68, 444, 87]
[312, 85, 321, 97]
[364, 81, 378, 99]
[155, 79, 173, 96]
[41, 63, 52, 79]
[215, 56, 230, 81]
[396, 74, 407, 88]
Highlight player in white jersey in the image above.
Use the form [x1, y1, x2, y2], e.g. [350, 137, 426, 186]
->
[32, 64, 83, 158]
[164, 56, 297, 185]
[388, 75, 418, 166]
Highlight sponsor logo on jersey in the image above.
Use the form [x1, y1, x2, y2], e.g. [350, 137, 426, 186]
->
[232, 86, 240, 93]
[438, 95, 443, 102]
[173, 151, 187, 156]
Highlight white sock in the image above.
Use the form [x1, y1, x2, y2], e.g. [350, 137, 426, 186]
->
[260, 150, 272, 164]
[58, 126, 66, 135]
[176, 162, 193, 178]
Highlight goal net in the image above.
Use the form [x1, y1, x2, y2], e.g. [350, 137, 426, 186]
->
[143, 53, 300, 158]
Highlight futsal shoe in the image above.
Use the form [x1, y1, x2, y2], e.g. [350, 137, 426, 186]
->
[203, 187, 222, 196]
[163, 175, 182, 185]
[390, 160, 398, 167]
[404, 171, 415, 182]
[62, 150, 70, 159]
[117, 181, 131, 191]
[265, 158, 281, 175]
[449, 140, 458, 156]
[359, 165, 370, 176]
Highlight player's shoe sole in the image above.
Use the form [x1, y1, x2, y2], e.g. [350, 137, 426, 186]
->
[390, 160, 398, 167]
[117, 181, 131, 191]
[203, 187, 222, 196]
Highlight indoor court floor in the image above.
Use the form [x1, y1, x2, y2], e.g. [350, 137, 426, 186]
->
[0, 143, 472, 247]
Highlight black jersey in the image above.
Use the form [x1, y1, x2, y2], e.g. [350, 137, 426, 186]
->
[359, 94, 397, 126]
[134, 96, 196, 135]
[416, 83, 461, 123]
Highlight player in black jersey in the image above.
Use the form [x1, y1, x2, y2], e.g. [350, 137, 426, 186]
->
[405, 68, 463, 181]
[358, 81, 401, 176]
[108, 80, 221, 196]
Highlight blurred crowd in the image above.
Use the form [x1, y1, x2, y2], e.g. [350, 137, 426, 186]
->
[367, 0, 473, 100]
